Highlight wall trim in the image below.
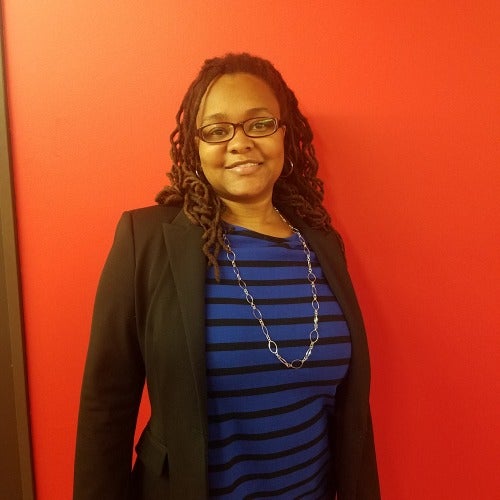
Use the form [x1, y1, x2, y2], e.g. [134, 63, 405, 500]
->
[0, 5, 35, 499]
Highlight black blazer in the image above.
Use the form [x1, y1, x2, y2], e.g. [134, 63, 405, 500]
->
[74, 205, 380, 499]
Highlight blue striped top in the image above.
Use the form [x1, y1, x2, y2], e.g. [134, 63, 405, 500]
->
[205, 225, 351, 499]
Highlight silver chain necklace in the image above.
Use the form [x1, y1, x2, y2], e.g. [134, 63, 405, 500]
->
[222, 209, 319, 369]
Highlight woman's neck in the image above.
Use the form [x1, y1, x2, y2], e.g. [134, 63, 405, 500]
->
[222, 201, 292, 238]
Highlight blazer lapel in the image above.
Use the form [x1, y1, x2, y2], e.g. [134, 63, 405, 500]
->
[162, 211, 208, 438]
[297, 223, 371, 422]
[295, 224, 354, 323]
[304, 230, 357, 321]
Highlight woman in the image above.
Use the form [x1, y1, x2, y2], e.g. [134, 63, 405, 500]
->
[74, 53, 380, 499]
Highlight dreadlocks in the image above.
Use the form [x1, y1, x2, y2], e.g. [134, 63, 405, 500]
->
[155, 53, 333, 279]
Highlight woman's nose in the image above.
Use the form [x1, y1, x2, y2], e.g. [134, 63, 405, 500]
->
[227, 125, 254, 152]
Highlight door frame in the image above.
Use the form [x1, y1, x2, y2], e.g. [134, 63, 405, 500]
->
[0, 5, 35, 499]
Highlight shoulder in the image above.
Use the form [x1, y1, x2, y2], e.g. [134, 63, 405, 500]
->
[110, 204, 185, 250]
[124, 204, 183, 225]
[289, 215, 346, 261]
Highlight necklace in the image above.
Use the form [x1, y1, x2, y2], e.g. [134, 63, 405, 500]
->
[222, 209, 319, 369]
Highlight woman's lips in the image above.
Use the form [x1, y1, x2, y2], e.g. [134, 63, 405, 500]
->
[225, 161, 262, 174]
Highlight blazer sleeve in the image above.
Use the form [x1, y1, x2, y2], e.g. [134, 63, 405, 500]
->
[356, 409, 380, 499]
[74, 212, 145, 500]
[319, 228, 380, 499]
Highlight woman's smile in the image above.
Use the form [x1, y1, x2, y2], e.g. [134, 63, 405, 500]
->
[224, 159, 263, 173]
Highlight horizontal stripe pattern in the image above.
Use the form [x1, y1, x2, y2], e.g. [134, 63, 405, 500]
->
[206, 226, 351, 499]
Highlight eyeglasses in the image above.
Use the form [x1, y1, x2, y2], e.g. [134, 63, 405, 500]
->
[197, 117, 283, 144]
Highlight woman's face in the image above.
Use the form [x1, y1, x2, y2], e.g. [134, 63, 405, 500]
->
[196, 72, 285, 207]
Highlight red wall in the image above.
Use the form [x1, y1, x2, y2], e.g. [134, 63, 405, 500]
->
[2, 1, 499, 498]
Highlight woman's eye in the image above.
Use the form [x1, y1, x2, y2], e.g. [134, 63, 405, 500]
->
[250, 119, 273, 131]
[205, 125, 230, 138]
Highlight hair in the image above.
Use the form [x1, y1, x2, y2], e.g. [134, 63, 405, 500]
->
[156, 53, 334, 279]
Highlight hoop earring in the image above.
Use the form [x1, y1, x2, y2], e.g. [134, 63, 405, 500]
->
[195, 166, 202, 179]
[280, 158, 294, 178]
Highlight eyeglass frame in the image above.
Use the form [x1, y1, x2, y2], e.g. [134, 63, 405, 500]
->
[196, 116, 285, 144]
